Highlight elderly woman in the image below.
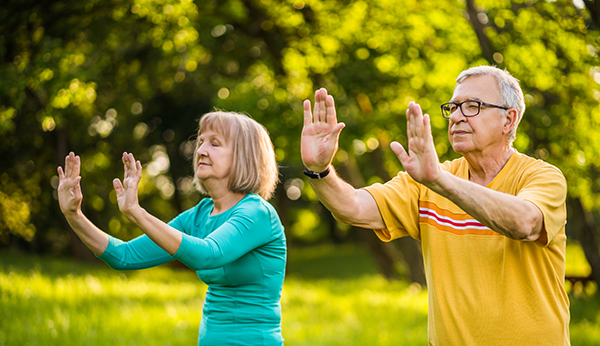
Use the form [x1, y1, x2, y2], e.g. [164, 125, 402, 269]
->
[57, 111, 286, 346]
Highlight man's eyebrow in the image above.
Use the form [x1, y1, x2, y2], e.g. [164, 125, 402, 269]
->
[449, 97, 483, 103]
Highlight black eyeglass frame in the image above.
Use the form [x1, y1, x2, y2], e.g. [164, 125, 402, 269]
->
[440, 100, 510, 119]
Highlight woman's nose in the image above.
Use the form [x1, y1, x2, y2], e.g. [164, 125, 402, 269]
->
[197, 142, 208, 156]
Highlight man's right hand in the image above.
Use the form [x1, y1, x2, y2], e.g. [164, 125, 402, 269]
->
[301, 88, 345, 173]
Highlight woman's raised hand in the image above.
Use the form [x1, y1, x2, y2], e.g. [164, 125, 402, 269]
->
[113, 152, 143, 218]
[57, 152, 84, 216]
[301, 88, 345, 173]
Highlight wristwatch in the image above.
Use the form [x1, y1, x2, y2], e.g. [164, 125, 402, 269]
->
[303, 166, 331, 179]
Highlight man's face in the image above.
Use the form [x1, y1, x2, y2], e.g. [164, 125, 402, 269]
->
[447, 75, 507, 156]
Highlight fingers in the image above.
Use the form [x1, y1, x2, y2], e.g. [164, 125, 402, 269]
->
[306, 88, 336, 125]
[135, 160, 142, 180]
[325, 95, 337, 125]
[61, 152, 80, 183]
[406, 102, 426, 139]
[73, 176, 82, 197]
[313, 89, 322, 123]
[57, 165, 79, 190]
[390, 141, 409, 164]
[312, 88, 330, 123]
[113, 178, 123, 196]
[65, 152, 74, 177]
[64, 153, 71, 176]
[303, 100, 313, 127]
[423, 113, 433, 141]
[122, 152, 133, 168]
[121, 152, 143, 184]
[65, 152, 81, 179]
[122, 152, 135, 172]
[406, 102, 420, 139]
[331, 122, 345, 140]
[73, 154, 81, 178]
[317, 89, 328, 123]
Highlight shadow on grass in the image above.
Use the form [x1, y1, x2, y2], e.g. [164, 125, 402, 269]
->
[286, 243, 380, 280]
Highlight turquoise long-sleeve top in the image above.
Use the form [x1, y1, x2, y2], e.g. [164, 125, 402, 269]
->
[97, 194, 287, 346]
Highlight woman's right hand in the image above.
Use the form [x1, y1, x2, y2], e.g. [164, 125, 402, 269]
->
[57, 152, 83, 216]
[300, 88, 346, 173]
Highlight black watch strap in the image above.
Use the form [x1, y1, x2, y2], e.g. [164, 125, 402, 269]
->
[303, 166, 331, 179]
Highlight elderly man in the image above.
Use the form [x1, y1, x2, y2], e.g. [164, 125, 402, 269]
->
[301, 66, 569, 345]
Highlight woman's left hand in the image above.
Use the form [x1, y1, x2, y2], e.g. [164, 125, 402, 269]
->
[113, 152, 143, 219]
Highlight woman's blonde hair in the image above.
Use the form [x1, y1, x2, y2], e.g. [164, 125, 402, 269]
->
[192, 111, 279, 200]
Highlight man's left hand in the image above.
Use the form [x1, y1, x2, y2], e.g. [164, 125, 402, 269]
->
[391, 101, 443, 188]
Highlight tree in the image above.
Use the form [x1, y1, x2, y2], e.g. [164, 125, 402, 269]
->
[1, 0, 599, 286]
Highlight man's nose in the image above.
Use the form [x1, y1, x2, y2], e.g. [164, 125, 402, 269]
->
[450, 107, 468, 123]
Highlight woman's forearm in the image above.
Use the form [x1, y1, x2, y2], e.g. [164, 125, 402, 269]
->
[125, 207, 183, 255]
[63, 210, 110, 255]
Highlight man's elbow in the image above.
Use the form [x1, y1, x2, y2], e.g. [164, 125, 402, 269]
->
[335, 211, 386, 230]
[331, 211, 353, 225]
[509, 213, 544, 242]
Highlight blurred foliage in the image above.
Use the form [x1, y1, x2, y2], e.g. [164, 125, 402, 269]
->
[0, 0, 599, 265]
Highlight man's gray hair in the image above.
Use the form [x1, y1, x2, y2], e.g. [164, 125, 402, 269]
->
[456, 66, 525, 144]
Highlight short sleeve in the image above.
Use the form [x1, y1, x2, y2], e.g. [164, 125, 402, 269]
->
[363, 172, 422, 242]
[516, 164, 567, 246]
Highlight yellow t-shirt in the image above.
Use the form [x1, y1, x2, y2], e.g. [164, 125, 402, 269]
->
[365, 152, 569, 346]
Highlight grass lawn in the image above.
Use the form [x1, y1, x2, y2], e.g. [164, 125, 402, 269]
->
[1, 244, 598, 345]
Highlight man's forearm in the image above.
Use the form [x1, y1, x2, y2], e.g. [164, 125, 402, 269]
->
[429, 171, 544, 241]
[309, 166, 385, 230]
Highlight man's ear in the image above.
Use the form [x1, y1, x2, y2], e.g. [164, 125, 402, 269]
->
[503, 109, 518, 135]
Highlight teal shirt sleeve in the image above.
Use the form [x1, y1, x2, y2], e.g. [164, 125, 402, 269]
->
[97, 234, 174, 270]
[96, 207, 198, 270]
[173, 201, 275, 270]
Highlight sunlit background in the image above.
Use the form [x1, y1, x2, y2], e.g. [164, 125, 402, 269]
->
[1, 0, 600, 344]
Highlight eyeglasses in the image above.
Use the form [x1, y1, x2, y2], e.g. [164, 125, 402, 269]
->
[440, 100, 509, 119]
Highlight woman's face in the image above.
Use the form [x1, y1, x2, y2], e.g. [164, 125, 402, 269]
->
[195, 128, 234, 187]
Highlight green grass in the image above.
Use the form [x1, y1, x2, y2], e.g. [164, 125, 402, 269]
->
[1, 243, 599, 345]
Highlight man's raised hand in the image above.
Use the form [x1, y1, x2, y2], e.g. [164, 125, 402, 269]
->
[301, 88, 345, 173]
[391, 102, 442, 187]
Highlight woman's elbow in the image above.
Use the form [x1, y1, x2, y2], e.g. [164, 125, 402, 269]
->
[105, 261, 129, 271]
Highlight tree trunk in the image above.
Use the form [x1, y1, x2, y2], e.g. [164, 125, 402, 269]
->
[369, 146, 427, 286]
[465, 0, 495, 65]
[568, 197, 600, 284]
[583, 0, 600, 30]
[274, 181, 292, 274]
[335, 155, 401, 280]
